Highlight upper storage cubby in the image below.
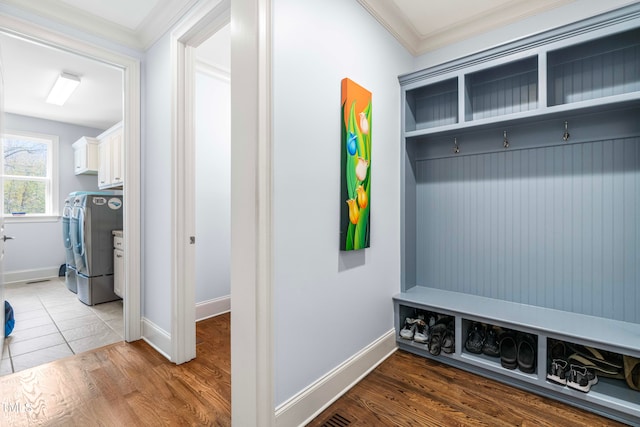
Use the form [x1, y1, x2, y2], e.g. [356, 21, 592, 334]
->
[465, 56, 538, 121]
[405, 77, 458, 132]
[400, 4, 640, 139]
[547, 28, 640, 107]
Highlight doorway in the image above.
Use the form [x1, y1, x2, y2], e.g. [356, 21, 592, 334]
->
[193, 26, 231, 322]
[0, 14, 141, 374]
[170, 0, 273, 424]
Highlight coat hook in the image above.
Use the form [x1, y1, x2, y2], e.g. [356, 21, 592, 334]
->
[562, 121, 570, 142]
[453, 137, 460, 154]
[503, 130, 509, 149]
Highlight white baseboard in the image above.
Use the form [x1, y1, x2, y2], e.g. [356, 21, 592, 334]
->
[4, 267, 60, 285]
[275, 329, 397, 427]
[195, 295, 230, 321]
[141, 317, 171, 361]
[141, 296, 229, 363]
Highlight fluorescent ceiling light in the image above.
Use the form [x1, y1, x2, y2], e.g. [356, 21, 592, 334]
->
[46, 72, 80, 106]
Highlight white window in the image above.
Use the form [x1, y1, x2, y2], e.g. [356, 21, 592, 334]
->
[1, 131, 59, 220]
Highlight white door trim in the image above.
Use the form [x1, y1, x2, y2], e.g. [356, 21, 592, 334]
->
[0, 15, 142, 342]
[169, 0, 230, 366]
[231, 0, 274, 425]
[171, 0, 275, 424]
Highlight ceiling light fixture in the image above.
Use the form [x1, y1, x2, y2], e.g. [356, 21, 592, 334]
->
[46, 72, 80, 106]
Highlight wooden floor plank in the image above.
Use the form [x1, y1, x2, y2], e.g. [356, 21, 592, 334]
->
[308, 350, 628, 427]
[0, 313, 630, 426]
[0, 313, 232, 426]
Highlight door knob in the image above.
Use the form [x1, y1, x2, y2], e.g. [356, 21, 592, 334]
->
[2, 235, 14, 242]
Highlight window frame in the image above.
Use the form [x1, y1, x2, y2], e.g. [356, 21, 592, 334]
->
[1, 130, 59, 222]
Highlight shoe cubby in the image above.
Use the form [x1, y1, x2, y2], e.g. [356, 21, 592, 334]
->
[394, 288, 640, 424]
[461, 319, 537, 377]
[464, 56, 538, 121]
[405, 77, 458, 132]
[397, 304, 455, 357]
[547, 27, 640, 107]
[545, 338, 639, 402]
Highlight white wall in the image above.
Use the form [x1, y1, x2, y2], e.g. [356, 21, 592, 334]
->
[413, 0, 639, 71]
[195, 70, 231, 305]
[143, 33, 173, 333]
[3, 113, 102, 275]
[272, 0, 413, 406]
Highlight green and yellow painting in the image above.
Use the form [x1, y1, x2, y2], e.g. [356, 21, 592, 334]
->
[340, 78, 371, 251]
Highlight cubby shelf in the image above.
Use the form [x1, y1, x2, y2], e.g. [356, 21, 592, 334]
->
[405, 77, 458, 132]
[404, 91, 640, 140]
[402, 24, 640, 140]
[397, 4, 640, 424]
[394, 291, 640, 424]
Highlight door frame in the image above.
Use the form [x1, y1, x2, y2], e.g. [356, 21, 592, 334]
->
[170, 0, 274, 424]
[0, 15, 142, 342]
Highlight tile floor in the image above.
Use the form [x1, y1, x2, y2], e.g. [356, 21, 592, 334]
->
[1, 277, 123, 376]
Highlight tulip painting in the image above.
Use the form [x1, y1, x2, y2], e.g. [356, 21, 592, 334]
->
[340, 78, 371, 251]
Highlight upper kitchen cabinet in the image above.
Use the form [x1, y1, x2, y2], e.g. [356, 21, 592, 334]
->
[72, 136, 99, 175]
[98, 121, 123, 189]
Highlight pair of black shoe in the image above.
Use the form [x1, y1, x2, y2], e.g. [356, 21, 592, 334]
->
[464, 322, 499, 357]
[500, 331, 536, 373]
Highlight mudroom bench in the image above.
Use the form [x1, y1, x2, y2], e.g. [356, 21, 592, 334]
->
[396, 4, 640, 425]
[393, 287, 640, 425]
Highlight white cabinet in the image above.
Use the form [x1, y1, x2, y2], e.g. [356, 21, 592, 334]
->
[113, 232, 124, 298]
[72, 137, 99, 175]
[98, 139, 110, 187]
[97, 121, 124, 189]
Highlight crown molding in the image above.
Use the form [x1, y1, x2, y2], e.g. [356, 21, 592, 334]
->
[137, 0, 200, 48]
[358, 0, 574, 56]
[415, 0, 574, 54]
[0, 0, 199, 50]
[356, 0, 420, 55]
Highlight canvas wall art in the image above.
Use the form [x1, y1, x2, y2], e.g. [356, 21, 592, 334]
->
[340, 78, 371, 251]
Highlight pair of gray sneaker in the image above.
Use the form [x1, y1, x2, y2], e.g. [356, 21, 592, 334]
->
[548, 359, 598, 392]
[400, 312, 437, 343]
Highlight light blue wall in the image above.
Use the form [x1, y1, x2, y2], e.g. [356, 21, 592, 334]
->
[195, 71, 230, 304]
[416, 136, 640, 323]
[272, 0, 413, 406]
[3, 113, 103, 273]
[142, 32, 173, 333]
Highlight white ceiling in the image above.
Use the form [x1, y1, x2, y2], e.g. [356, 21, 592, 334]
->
[0, 0, 220, 130]
[0, 0, 582, 129]
[0, 32, 124, 130]
[0, 0, 198, 50]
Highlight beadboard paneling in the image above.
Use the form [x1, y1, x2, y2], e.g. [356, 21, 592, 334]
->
[468, 69, 538, 121]
[415, 137, 639, 323]
[547, 28, 640, 106]
[406, 78, 458, 131]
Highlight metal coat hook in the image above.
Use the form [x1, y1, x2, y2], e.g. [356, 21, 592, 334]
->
[562, 121, 570, 142]
[453, 137, 460, 154]
[503, 130, 509, 149]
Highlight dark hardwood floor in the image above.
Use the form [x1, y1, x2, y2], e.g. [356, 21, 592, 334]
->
[0, 313, 627, 426]
[0, 313, 231, 426]
[307, 350, 627, 427]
